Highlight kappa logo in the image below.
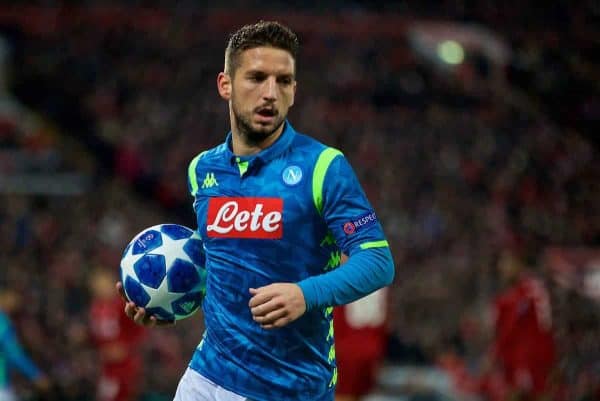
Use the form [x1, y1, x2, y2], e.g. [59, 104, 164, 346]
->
[207, 197, 283, 239]
[201, 172, 219, 189]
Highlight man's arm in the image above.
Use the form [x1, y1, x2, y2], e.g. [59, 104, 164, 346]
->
[301, 149, 395, 309]
[248, 248, 393, 329]
[250, 150, 395, 327]
[298, 246, 394, 310]
[0, 315, 50, 390]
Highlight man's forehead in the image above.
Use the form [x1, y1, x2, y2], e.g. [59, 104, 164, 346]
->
[238, 47, 295, 73]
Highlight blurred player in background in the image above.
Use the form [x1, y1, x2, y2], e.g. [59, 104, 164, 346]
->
[334, 286, 389, 401]
[485, 250, 557, 401]
[89, 269, 145, 401]
[118, 20, 395, 401]
[0, 289, 50, 401]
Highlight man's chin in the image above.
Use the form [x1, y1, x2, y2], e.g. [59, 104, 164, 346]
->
[253, 117, 281, 130]
[245, 127, 277, 143]
[251, 119, 283, 135]
[234, 112, 285, 143]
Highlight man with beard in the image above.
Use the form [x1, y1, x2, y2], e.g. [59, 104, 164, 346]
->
[118, 20, 395, 401]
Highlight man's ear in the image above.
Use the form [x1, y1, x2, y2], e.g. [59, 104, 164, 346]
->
[217, 72, 231, 100]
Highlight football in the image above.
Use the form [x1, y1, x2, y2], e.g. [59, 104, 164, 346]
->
[120, 224, 206, 321]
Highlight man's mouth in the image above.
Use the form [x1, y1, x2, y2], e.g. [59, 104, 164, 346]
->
[256, 108, 277, 117]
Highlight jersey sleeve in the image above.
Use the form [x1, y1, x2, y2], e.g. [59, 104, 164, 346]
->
[0, 315, 42, 380]
[317, 149, 388, 255]
[299, 148, 394, 310]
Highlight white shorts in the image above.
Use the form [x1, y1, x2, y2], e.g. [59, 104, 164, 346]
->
[173, 368, 251, 401]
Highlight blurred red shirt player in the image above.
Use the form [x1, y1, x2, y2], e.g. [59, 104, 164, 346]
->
[334, 284, 389, 401]
[89, 269, 146, 401]
[487, 251, 557, 400]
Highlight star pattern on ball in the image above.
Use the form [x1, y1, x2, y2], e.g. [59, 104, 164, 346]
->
[152, 234, 194, 269]
[140, 275, 182, 314]
[120, 248, 144, 282]
[120, 227, 203, 318]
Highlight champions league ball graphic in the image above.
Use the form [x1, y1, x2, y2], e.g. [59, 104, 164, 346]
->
[120, 224, 207, 321]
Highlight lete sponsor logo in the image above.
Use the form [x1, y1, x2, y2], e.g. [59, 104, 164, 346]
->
[206, 197, 283, 239]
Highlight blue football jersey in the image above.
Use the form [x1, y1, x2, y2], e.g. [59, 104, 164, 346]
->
[0, 312, 43, 389]
[187, 122, 389, 401]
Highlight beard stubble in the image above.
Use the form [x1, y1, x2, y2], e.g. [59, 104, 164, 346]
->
[231, 98, 285, 146]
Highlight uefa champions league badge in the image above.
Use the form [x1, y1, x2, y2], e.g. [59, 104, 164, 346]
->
[342, 211, 378, 236]
[282, 165, 303, 186]
[343, 222, 356, 235]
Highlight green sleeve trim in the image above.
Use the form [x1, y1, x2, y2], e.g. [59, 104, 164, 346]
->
[188, 151, 207, 196]
[312, 147, 343, 215]
[359, 240, 389, 250]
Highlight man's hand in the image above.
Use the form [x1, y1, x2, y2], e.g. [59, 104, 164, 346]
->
[249, 283, 306, 329]
[115, 282, 175, 327]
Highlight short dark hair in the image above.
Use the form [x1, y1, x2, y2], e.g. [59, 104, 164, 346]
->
[224, 21, 299, 76]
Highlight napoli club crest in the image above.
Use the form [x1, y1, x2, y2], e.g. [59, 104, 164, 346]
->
[282, 165, 303, 186]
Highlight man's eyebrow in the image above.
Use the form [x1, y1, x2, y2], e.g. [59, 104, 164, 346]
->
[244, 69, 294, 77]
[245, 69, 266, 74]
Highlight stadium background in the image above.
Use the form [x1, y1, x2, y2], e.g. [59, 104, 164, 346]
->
[0, 1, 597, 400]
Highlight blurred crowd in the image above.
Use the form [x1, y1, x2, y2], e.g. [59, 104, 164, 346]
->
[0, 2, 598, 401]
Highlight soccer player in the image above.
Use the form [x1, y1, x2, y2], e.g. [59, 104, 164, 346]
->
[0, 290, 50, 401]
[118, 20, 395, 401]
[334, 287, 389, 401]
[89, 269, 146, 401]
[485, 250, 556, 400]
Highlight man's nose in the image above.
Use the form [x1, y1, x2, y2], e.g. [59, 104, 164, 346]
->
[262, 77, 277, 101]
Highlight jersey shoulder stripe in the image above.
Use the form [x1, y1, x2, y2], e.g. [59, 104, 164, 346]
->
[188, 151, 208, 196]
[187, 144, 228, 196]
[312, 147, 343, 215]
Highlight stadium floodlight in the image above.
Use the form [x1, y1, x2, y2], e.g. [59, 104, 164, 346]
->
[437, 40, 464, 65]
